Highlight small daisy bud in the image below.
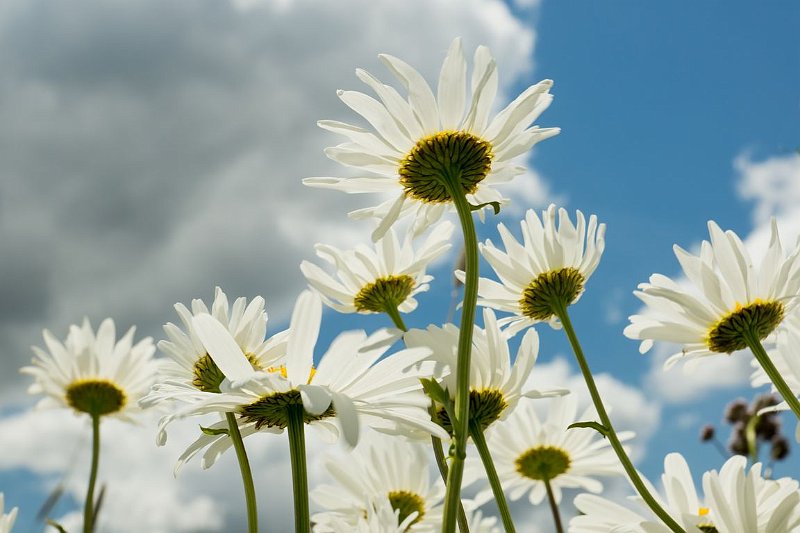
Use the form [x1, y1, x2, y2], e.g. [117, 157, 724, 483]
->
[699, 424, 715, 442]
[724, 399, 750, 424]
[755, 415, 780, 441]
[771, 435, 790, 461]
[753, 393, 779, 414]
[728, 422, 749, 456]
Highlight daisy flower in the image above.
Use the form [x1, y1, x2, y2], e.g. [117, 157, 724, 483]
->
[22, 317, 157, 422]
[0, 494, 18, 533]
[311, 432, 444, 532]
[315, 497, 423, 533]
[461, 204, 606, 335]
[570, 453, 800, 533]
[625, 219, 800, 368]
[300, 221, 453, 322]
[404, 307, 568, 434]
[468, 394, 627, 507]
[304, 37, 559, 240]
[140, 286, 286, 447]
[168, 290, 448, 469]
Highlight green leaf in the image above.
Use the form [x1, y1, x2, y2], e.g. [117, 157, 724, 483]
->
[46, 520, 69, 533]
[420, 378, 450, 405]
[200, 425, 230, 437]
[568, 420, 609, 437]
[469, 201, 501, 215]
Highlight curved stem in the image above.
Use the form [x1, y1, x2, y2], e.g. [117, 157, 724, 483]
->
[83, 414, 101, 533]
[543, 478, 564, 533]
[441, 186, 480, 533]
[745, 413, 759, 465]
[744, 332, 800, 421]
[287, 405, 310, 533]
[469, 422, 515, 533]
[430, 436, 470, 533]
[383, 303, 408, 332]
[226, 412, 258, 533]
[556, 304, 685, 533]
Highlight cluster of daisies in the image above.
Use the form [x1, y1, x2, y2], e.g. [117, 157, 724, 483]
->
[13, 38, 800, 533]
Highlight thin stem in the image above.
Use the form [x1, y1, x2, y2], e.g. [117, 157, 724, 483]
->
[469, 422, 515, 533]
[441, 185, 480, 533]
[745, 414, 759, 465]
[83, 414, 101, 533]
[744, 332, 800, 421]
[710, 437, 730, 459]
[543, 478, 564, 533]
[556, 304, 685, 533]
[383, 303, 408, 332]
[430, 436, 470, 533]
[287, 405, 310, 533]
[226, 412, 258, 533]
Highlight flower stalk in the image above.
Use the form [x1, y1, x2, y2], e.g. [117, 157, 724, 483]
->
[743, 330, 800, 421]
[554, 302, 685, 533]
[83, 414, 101, 533]
[469, 421, 515, 533]
[226, 412, 258, 533]
[287, 405, 310, 533]
[542, 477, 564, 533]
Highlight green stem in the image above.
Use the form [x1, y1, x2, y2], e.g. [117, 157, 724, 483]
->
[555, 304, 685, 533]
[745, 413, 759, 465]
[469, 422, 515, 533]
[744, 332, 800, 421]
[543, 478, 564, 533]
[383, 302, 408, 332]
[441, 185, 480, 533]
[287, 405, 310, 533]
[83, 414, 101, 533]
[430, 435, 470, 533]
[226, 412, 258, 533]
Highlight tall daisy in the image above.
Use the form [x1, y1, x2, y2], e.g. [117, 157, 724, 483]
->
[304, 37, 559, 240]
[468, 395, 626, 531]
[625, 219, 800, 420]
[21, 318, 158, 533]
[464, 204, 606, 335]
[0, 494, 17, 533]
[570, 453, 800, 533]
[300, 221, 453, 328]
[311, 432, 444, 532]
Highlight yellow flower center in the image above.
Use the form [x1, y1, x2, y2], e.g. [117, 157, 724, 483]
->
[515, 445, 571, 481]
[697, 507, 718, 532]
[353, 275, 416, 313]
[398, 131, 493, 203]
[193, 352, 262, 393]
[65, 379, 127, 417]
[237, 389, 335, 430]
[519, 267, 586, 320]
[705, 299, 785, 353]
[434, 388, 507, 434]
[387, 490, 426, 529]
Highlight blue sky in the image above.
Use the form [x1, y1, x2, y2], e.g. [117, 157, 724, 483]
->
[1, 0, 799, 531]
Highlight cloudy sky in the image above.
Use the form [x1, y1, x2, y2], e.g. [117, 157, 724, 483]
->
[1, 0, 799, 531]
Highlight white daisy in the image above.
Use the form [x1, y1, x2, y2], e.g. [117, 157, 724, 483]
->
[139, 287, 287, 448]
[315, 497, 422, 533]
[625, 219, 800, 369]
[304, 37, 559, 240]
[169, 291, 448, 469]
[300, 221, 453, 319]
[311, 432, 444, 532]
[404, 307, 568, 434]
[21, 317, 157, 422]
[469, 394, 626, 507]
[570, 453, 800, 533]
[461, 204, 606, 335]
[0, 494, 17, 533]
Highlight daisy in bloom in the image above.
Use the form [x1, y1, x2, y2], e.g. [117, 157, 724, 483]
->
[168, 290, 448, 469]
[570, 453, 800, 533]
[0, 494, 18, 533]
[315, 497, 424, 533]
[300, 221, 453, 324]
[304, 37, 559, 240]
[468, 394, 627, 507]
[404, 307, 568, 434]
[311, 432, 444, 532]
[140, 286, 286, 448]
[462, 204, 606, 335]
[22, 317, 157, 422]
[625, 219, 800, 368]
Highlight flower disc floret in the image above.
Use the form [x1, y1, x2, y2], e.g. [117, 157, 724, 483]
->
[238, 389, 336, 430]
[353, 275, 417, 313]
[386, 490, 426, 528]
[515, 445, 571, 481]
[519, 267, 586, 320]
[192, 352, 263, 393]
[435, 388, 508, 433]
[65, 379, 127, 417]
[398, 131, 493, 203]
[706, 299, 785, 354]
